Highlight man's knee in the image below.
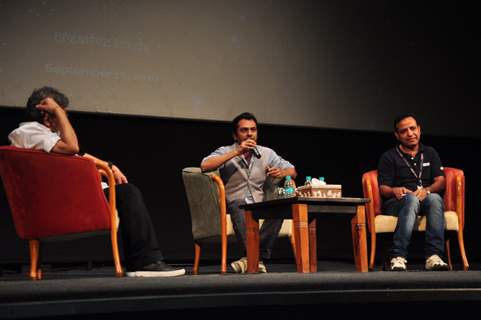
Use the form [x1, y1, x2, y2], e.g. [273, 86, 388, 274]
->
[425, 193, 443, 205]
[116, 183, 141, 200]
[401, 194, 420, 210]
[424, 193, 444, 216]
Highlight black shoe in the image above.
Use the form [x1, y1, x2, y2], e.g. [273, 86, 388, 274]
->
[126, 261, 185, 277]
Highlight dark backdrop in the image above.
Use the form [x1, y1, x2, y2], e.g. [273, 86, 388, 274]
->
[1, 106, 480, 268]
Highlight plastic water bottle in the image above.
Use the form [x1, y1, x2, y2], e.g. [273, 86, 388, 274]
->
[275, 186, 286, 199]
[284, 175, 296, 197]
[318, 177, 327, 185]
[304, 176, 312, 187]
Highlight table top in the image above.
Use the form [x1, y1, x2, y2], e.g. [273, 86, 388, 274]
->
[240, 196, 369, 210]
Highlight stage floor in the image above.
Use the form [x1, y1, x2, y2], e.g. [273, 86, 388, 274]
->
[1, 260, 481, 319]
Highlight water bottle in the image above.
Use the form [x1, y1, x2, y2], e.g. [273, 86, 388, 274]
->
[318, 176, 327, 185]
[275, 186, 286, 199]
[304, 176, 312, 187]
[284, 175, 295, 197]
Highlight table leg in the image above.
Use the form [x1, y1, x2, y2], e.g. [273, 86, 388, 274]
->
[292, 203, 310, 273]
[309, 218, 317, 272]
[245, 210, 260, 273]
[351, 204, 368, 272]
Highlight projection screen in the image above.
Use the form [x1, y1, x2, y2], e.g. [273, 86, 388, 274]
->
[0, 0, 478, 137]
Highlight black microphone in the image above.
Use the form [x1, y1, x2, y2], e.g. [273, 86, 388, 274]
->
[252, 146, 261, 158]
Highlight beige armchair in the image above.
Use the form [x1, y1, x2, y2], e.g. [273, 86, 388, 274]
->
[362, 167, 469, 270]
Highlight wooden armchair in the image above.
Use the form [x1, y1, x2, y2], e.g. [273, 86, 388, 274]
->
[0, 146, 122, 280]
[362, 167, 469, 270]
[182, 167, 296, 274]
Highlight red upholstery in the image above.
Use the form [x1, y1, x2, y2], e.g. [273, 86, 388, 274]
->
[443, 167, 465, 228]
[0, 146, 122, 279]
[0, 146, 111, 239]
[362, 170, 382, 217]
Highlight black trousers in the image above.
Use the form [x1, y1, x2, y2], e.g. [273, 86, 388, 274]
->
[104, 183, 163, 270]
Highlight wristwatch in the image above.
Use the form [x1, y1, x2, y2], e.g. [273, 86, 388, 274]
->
[107, 161, 113, 169]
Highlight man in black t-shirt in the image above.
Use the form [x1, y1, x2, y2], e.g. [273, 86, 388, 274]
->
[377, 113, 449, 271]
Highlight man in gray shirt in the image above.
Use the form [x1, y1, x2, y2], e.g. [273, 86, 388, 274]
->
[201, 112, 297, 273]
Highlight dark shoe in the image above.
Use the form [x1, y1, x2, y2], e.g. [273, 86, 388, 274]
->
[126, 261, 185, 277]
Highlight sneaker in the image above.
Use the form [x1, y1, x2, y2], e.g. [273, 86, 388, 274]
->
[126, 261, 186, 277]
[425, 254, 449, 271]
[258, 261, 267, 273]
[230, 257, 248, 273]
[390, 256, 407, 271]
[230, 257, 267, 273]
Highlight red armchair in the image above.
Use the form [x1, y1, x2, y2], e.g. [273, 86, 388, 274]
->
[0, 146, 122, 279]
[362, 167, 469, 270]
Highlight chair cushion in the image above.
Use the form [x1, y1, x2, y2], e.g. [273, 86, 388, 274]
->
[226, 214, 235, 235]
[375, 211, 459, 233]
[277, 219, 293, 237]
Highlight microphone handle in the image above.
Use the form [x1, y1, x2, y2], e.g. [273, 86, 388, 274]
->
[252, 146, 261, 158]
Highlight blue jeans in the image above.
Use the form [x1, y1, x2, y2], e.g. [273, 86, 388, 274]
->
[383, 193, 445, 259]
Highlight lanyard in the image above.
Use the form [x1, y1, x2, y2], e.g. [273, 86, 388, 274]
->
[396, 146, 424, 187]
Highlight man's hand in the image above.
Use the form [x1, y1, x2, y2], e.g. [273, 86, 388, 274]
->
[392, 187, 412, 200]
[237, 139, 257, 155]
[266, 166, 283, 178]
[414, 187, 429, 201]
[39, 97, 79, 155]
[36, 97, 64, 116]
[111, 165, 128, 184]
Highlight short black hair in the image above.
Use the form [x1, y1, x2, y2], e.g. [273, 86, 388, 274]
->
[26, 86, 70, 122]
[232, 112, 258, 133]
[393, 113, 419, 132]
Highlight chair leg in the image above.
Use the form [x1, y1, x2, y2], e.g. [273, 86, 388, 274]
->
[193, 243, 201, 275]
[350, 220, 358, 269]
[457, 230, 469, 271]
[445, 238, 453, 270]
[28, 240, 41, 280]
[369, 231, 377, 270]
[220, 236, 227, 274]
[110, 228, 123, 277]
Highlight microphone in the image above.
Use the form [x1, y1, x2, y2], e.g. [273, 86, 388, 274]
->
[252, 146, 261, 158]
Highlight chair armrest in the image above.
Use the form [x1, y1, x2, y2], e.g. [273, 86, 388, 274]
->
[444, 167, 465, 230]
[210, 175, 228, 235]
[94, 161, 118, 229]
[362, 171, 378, 233]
